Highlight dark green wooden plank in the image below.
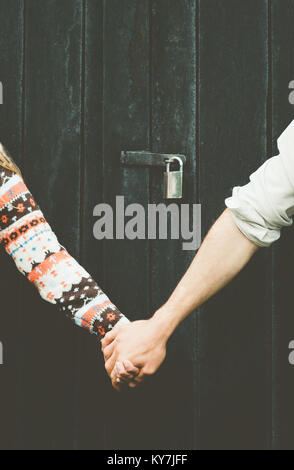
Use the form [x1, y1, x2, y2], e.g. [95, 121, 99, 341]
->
[0, 0, 24, 450]
[271, 0, 294, 451]
[18, 0, 83, 449]
[72, 0, 107, 450]
[101, 0, 151, 450]
[198, 0, 270, 449]
[150, 0, 197, 449]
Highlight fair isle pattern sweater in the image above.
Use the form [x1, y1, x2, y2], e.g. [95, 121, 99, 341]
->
[0, 165, 129, 339]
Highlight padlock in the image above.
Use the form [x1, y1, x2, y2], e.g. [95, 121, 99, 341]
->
[163, 156, 183, 199]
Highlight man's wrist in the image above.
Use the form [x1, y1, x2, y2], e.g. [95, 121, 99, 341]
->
[151, 303, 182, 341]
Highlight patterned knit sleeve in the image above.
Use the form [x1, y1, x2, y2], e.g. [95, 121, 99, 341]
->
[0, 165, 129, 340]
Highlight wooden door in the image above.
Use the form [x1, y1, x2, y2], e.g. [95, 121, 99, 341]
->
[0, 0, 293, 450]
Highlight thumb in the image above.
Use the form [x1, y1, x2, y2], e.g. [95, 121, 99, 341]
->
[101, 327, 119, 351]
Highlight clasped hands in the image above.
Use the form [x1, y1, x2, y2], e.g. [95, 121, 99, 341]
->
[101, 309, 173, 391]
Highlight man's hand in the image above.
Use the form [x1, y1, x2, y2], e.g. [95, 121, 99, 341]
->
[101, 316, 169, 390]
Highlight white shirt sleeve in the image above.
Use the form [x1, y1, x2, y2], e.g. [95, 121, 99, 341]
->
[225, 120, 294, 247]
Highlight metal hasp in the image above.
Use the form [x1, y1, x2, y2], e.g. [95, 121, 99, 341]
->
[121, 150, 186, 200]
[121, 150, 186, 168]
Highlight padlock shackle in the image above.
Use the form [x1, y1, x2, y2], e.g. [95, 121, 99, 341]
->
[164, 155, 184, 171]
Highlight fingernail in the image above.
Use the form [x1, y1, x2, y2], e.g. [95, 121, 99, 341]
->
[116, 378, 120, 383]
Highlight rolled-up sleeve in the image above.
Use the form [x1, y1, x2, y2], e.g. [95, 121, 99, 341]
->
[225, 120, 294, 247]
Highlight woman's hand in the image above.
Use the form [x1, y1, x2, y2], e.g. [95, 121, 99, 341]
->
[101, 316, 170, 390]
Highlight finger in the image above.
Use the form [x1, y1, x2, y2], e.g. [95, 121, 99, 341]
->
[103, 340, 116, 361]
[105, 353, 117, 376]
[101, 328, 119, 350]
[111, 366, 129, 389]
[128, 371, 145, 388]
[111, 376, 122, 392]
[128, 379, 144, 389]
[110, 369, 125, 391]
[123, 359, 140, 377]
[130, 376, 145, 385]
[101, 330, 117, 351]
[115, 361, 134, 383]
[111, 366, 124, 384]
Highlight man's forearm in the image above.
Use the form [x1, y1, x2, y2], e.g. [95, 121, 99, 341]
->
[153, 209, 259, 338]
[105, 208, 259, 387]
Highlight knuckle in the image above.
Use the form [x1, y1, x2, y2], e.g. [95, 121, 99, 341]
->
[144, 367, 155, 376]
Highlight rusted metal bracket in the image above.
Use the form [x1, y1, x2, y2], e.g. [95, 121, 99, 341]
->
[121, 150, 186, 167]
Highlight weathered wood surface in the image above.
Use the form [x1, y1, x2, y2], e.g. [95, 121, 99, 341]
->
[0, 0, 293, 450]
